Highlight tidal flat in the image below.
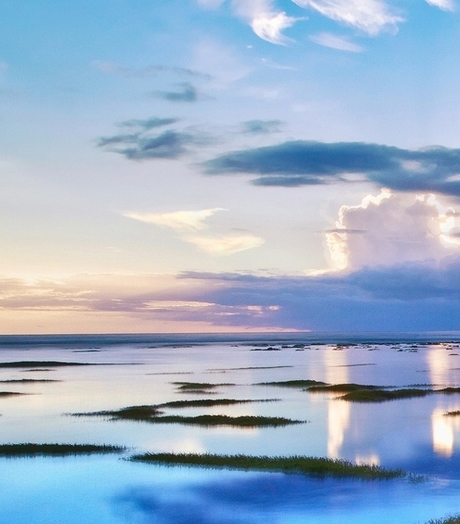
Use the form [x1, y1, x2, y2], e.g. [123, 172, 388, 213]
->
[2, 333, 460, 523]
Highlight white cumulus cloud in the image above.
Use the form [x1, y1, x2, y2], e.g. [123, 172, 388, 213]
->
[326, 190, 460, 270]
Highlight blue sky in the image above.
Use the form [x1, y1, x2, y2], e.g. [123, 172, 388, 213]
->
[2, 0, 460, 333]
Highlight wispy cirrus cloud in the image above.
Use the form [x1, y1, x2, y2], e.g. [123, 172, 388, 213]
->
[242, 120, 283, 134]
[97, 117, 209, 160]
[123, 208, 264, 256]
[292, 0, 403, 35]
[92, 61, 209, 79]
[426, 0, 456, 11]
[123, 208, 225, 232]
[203, 141, 460, 198]
[152, 83, 199, 103]
[309, 32, 363, 52]
[185, 233, 265, 255]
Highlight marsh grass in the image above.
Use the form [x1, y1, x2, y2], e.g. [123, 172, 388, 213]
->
[339, 386, 460, 402]
[0, 443, 125, 457]
[307, 383, 382, 393]
[129, 452, 405, 480]
[0, 391, 27, 397]
[0, 361, 92, 368]
[157, 398, 279, 409]
[72, 407, 301, 427]
[338, 388, 432, 402]
[172, 382, 235, 394]
[257, 380, 327, 388]
[0, 379, 60, 383]
[426, 515, 460, 524]
[444, 410, 460, 417]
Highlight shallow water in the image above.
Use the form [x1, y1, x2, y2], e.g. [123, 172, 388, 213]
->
[2, 333, 460, 523]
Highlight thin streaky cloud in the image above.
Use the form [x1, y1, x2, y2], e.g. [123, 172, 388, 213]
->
[309, 32, 363, 52]
[92, 61, 210, 79]
[118, 117, 179, 129]
[153, 83, 199, 103]
[426, 0, 456, 10]
[123, 208, 225, 232]
[292, 0, 403, 35]
[185, 234, 265, 255]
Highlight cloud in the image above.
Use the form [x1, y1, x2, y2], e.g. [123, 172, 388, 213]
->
[241, 120, 283, 134]
[98, 116, 211, 160]
[203, 141, 460, 198]
[92, 61, 209, 79]
[153, 83, 199, 103]
[204, 0, 304, 45]
[123, 208, 264, 256]
[118, 117, 179, 129]
[426, 0, 456, 11]
[291, 0, 403, 35]
[123, 208, 225, 232]
[309, 32, 363, 52]
[326, 190, 460, 270]
[185, 234, 265, 255]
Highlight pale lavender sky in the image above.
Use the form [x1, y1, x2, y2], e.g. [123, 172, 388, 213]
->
[1, 0, 460, 333]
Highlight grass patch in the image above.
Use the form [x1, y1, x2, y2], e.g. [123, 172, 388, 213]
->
[172, 382, 235, 394]
[426, 515, 460, 524]
[129, 452, 405, 480]
[0, 443, 125, 457]
[308, 383, 381, 393]
[257, 380, 327, 388]
[444, 410, 460, 417]
[0, 391, 27, 397]
[208, 366, 293, 371]
[338, 388, 431, 402]
[157, 398, 278, 409]
[73, 405, 164, 421]
[0, 379, 60, 383]
[0, 361, 92, 368]
[72, 407, 301, 427]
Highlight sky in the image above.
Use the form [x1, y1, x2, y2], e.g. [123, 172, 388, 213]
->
[2, 0, 460, 333]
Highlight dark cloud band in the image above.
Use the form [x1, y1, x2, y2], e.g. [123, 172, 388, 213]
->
[203, 141, 460, 197]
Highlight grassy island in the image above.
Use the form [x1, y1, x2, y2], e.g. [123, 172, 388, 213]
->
[129, 452, 406, 480]
[0, 443, 125, 457]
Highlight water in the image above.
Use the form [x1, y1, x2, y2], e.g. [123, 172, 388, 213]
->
[1, 333, 460, 523]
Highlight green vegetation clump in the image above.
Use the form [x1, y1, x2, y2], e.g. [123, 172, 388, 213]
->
[0, 379, 60, 383]
[172, 382, 235, 394]
[338, 388, 431, 402]
[426, 515, 460, 524]
[444, 410, 460, 417]
[0, 361, 90, 368]
[0, 443, 125, 457]
[73, 405, 164, 421]
[129, 452, 405, 480]
[0, 392, 27, 397]
[72, 407, 301, 427]
[157, 398, 278, 409]
[257, 380, 327, 388]
[308, 383, 381, 393]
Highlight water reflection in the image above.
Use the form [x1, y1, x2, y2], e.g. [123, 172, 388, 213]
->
[324, 350, 350, 459]
[432, 408, 454, 457]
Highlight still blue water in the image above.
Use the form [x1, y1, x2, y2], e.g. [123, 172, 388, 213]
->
[1, 333, 460, 523]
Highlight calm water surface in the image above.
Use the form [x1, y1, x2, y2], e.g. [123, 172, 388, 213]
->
[2, 333, 460, 523]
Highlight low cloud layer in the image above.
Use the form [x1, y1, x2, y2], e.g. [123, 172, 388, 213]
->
[204, 141, 460, 198]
